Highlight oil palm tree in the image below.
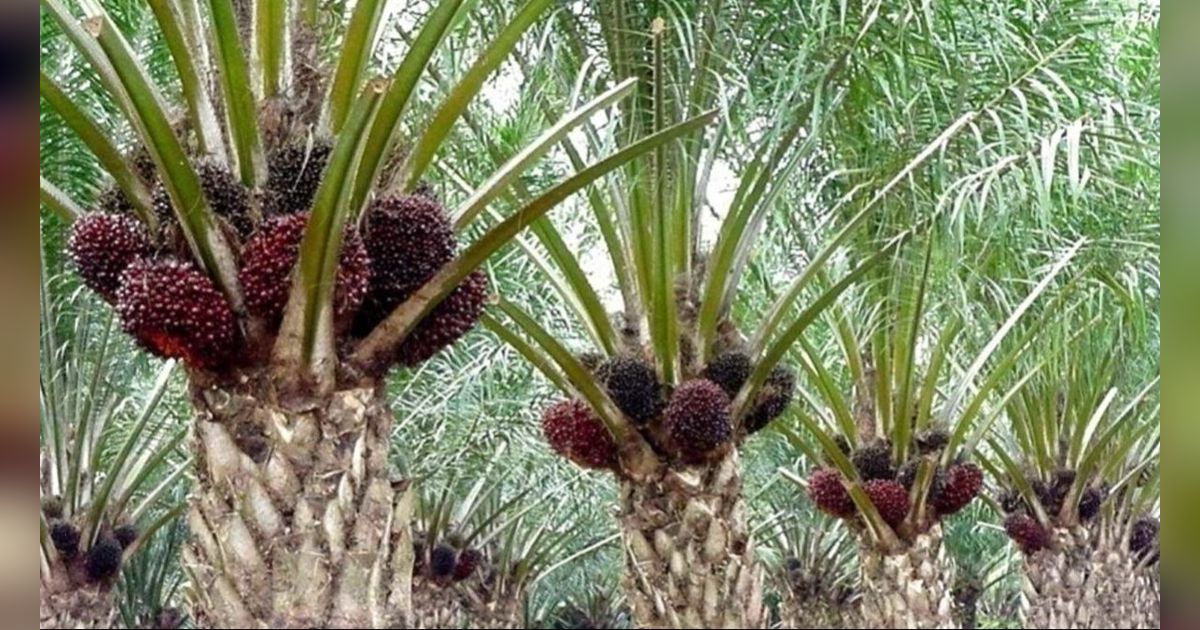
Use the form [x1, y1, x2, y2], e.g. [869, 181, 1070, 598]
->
[473, 0, 1039, 624]
[780, 235, 1080, 628]
[984, 310, 1159, 629]
[39, 0, 701, 625]
[759, 502, 860, 629]
[40, 266, 187, 628]
[408, 448, 606, 629]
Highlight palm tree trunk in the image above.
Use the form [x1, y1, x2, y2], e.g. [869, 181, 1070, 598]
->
[183, 378, 414, 628]
[411, 578, 466, 629]
[39, 573, 116, 629]
[778, 589, 860, 629]
[1020, 527, 1100, 629]
[618, 451, 764, 629]
[1089, 546, 1160, 629]
[462, 587, 525, 629]
[857, 526, 956, 629]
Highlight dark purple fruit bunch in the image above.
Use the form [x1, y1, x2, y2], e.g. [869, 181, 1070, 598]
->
[1004, 513, 1050, 555]
[897, 460, 920, 491]
[808, 468, 855, 519]
[84, 537, 124, 581]
[1077, 486, 1106, 521]
[1130, 517, 1159, 564]
[541, 399, 617, 470]
[358, 194, 455, 330]
[238, 213, 371, 325]
[429, 543, 458, 580]
[745, 365, 796, 433]
[664, 379, 732, 462]
[152, 161, 252, 238]
[852, 440, 895, 482]
[49, 521, 80, 558]
[67, 213, 152, 302]
[864, 479, 910, 528]
[113, 524, 138, 549]
[701, 352, 751, 399]
[932, 463, 983, 516]
[95, 185, 136, 217]
[598, 356, 662, 423]
[115, 259, 236, 369]
[915, 428, 950, 455]
[265, 141, 332, 216]
[393, 269, 488, 366]
[453, 548, 482, 581]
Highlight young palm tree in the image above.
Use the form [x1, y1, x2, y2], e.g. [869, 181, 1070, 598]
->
[759, 502, 860, 629]
[985, 314, 1159, 629]
[409, 451, 600, 629]
[39, 0, 700, 625]
[40, 270, 187, 628]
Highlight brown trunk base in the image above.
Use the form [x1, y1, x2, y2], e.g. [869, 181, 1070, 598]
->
[40, 572, 116, 629]
[619, 451, 764, 629]
[857, 526, 956, 629]
[411, 578, 466, 629]
[1022, 527, 1160, 629]
[183, 380, 413, 628]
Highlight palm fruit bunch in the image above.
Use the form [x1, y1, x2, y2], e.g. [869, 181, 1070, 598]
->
[47, 518, 125, 583]
[663, 379, 733, 463]
[150, 160, 253, 242]
[355, 193, 488, 367]
[803, 427, 982, 531]
[239, 213, 371, 327]
[264, 141, 332, 216]
[84, 536, 125, 581]
[596, 356, 663, 423]
[807, 467, 856, 519]
[115, 259, 237, 369]
[995, 468, 1109, 531]
[67, 139, 489, 375]
[1003, 513, 1050, 554]
[66, 213, 152, 302]
[428, 543, 458, 583]
[539, 342, 797, 471]
[700, 351, 796, 434]
[453, 548, 483, 581]
[541, 399, 618, 470]
[1129, 516, 1159, 565]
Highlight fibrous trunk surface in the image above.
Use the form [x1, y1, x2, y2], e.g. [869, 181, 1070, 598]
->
[1021, 527, 1160, 629]
[857, 526, 956, 629]
[184, 379, 414, 628]
[618, 451, 764, 629]
[777, 590, 860, 629]
[461, 587, 525, 629]
[411, 580, 524, 629]
[411, 579, 466, 629]
[39, 574, 115, 629]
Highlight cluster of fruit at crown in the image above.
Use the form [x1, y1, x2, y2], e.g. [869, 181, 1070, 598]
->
[997, 468, 1158, 559]
[541, 350, 796, 472]
[42, 497, 136, 584]
[67, 143, 487, 375]
[806, 430, 983, 533]
[412, 532, 485, 586]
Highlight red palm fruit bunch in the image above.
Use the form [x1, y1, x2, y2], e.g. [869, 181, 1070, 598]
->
[239, 213, 370, 327]
[542, 399, 618, 470]
[804, 428, 983, 532]
[66, 158, 491, 375]
[541, 347, 798, 472]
